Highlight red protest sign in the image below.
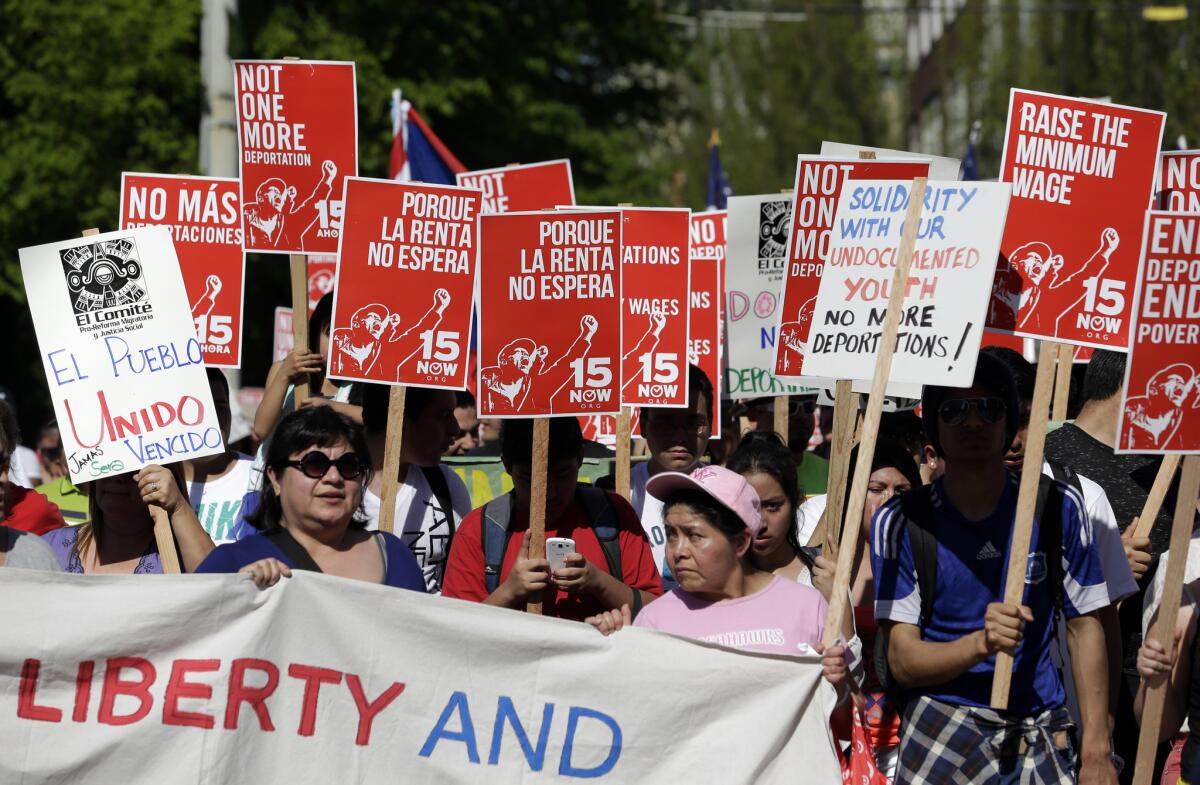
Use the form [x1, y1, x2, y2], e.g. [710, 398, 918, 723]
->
[690, 210, 725, 436]
[456, 160, 575, 214]
[773, 157, 931, 382]
[233, 60, 357, 255]
[987, 90, 1165, 349]
[1117, 212, 1200, 453]
[1156, 150, 1200, 210]
[119, 173, 245, 368]
[621, 208, 691, 408]
[307, 254, 337, 315]
[477, 211, 622, 417]
[273, 307, 293, 362]
[327, 177, 480, 389]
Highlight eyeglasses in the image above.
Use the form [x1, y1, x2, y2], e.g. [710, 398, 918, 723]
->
[938, 397, 1006, 426]
[751, 399, 815, 417]
[280, 451, 366, 481]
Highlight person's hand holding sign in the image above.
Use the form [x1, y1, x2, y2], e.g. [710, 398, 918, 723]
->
[280, 348, 324, 386]
[135, 465, 187, 515]
[496, 531, 550, 606]
[980, 602, 1033, 656]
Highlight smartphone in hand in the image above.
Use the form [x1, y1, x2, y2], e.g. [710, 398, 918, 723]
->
[546, 537, 576, 572]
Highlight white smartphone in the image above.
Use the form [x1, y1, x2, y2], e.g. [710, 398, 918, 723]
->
[545, 537, 576, 571]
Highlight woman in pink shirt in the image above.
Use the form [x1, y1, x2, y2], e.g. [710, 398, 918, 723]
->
[587, 464, 850, 735]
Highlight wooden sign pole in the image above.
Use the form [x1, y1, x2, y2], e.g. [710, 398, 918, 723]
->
[526, 418, 551, 614]
[289, 253, 310, 410]
[810, 380, 857, 547]
[773, 395, 790, 441]
[1131, 454, 1200, 785]
[377, 386, 408, 534]
[1132, 453, 1182, 539]
[990, 338, 1060, 707]
[1051, 342, 1073, 421]
[83, 227, 182, 573]
[616, 406, 632, 500]
[822, 176, 928, 647]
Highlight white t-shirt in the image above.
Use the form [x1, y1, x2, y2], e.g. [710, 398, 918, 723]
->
[9, 445, 40, 489]
[361, 464, 471, 594]
[1141, 529, 1200, 733]
[1043, 462, 1138, 727]
[796, 494, 827, 547]
[185, 454, 254, 546]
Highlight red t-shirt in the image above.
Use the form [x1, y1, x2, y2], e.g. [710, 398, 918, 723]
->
[3, 483, 67, 536]
[443, 490, 662, 621]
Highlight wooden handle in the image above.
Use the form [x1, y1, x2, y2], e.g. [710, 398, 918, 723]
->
[1133, 453, 1182, 539]
[151, 506, 182, 574]
[811, 380, 857, 547]
[1051, 342, 1073, 421]
[616, 407, 632, 501]
[526, 418, 551, 614]
[1130, 455, 1200, 785]
[377, 386, 408, 534]
[990, 339, 1060, 708]
[773, 394, 789, 442]
[822, 176, 928, 648]
[289, 254, 310, 410]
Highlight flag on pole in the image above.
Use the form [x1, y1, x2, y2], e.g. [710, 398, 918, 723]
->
[706, 128, 732, 211]
[960, 119, 981, 180]
[389, 89, 467, 184]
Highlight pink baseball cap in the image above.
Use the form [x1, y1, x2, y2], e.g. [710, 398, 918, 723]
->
[645, 465, 762, 537]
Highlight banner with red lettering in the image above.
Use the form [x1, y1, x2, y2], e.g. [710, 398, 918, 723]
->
[456, 160, 575, 214]
[773, 156, 931, 383]
[477, 211, 622, 417]
[0, 570, 841, 784]
[690, 211, 725, 436]
[119, 174, 244, 368]
[986, 89, 1165, 349]
[1117, 211, 1200, 453]
[233, 60, 357, 255]
[1156, 150, 1200, 210]
[19, 227, 223, 483]
[620, 208, 690, 408]
[307, 254, 337, 314]
[327, 178, 481, 389]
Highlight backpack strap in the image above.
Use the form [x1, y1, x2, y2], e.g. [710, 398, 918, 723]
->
[481, 491, 517, 595]
[265, 528, 323, 573]
[576, 485, 641, 617]
[899, 485, 939, 628]
[420, 465, 458, 543]
[1038, 465, 1079, 617]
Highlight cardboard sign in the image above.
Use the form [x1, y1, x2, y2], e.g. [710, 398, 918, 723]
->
[620, 208, 690, 408]
[820, 141, 961, 181]
[19, 227, 222, 483]
[233, 60, 357, 255]
[725, 195, 813, 398]
[804, 180, 1011, 387]
[477, 211, 622, 417]
[119, 174, 245, 368]
[327, 178, 481, 389]
[773, 157, 931, 383]
[690, 211, 725, 436]
[273, 306, 294, 362]
[1156, 150, 1200, 210]
[1117, 211, 1200, 453]
[987, 90, 1165, 348]
[0, 570, 841, 784]
[307, 254, 337, 314]
[456, 160, 575, 214]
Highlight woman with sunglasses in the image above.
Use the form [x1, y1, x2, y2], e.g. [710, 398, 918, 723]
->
[197, 407, 425, 591]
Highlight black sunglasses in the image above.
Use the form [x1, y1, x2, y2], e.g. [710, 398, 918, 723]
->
[938, 397, 1006, 426]
[280, 451, 366, 480]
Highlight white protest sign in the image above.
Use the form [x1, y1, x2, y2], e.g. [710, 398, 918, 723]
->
[820, 141, 962, 181]
[0, 570, 841, 785]
[19, 227, 222, 483]
[804, 180, 1011, 387]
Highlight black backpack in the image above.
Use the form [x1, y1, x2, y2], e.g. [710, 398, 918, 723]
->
[874, 465, 1081, 704]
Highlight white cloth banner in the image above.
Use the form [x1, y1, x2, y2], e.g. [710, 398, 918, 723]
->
[0, 571, 841, 784]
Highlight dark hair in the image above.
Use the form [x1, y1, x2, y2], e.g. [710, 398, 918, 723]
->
[309, 291, 334, 355]
[726, 430, 802, 554]
[922, 351, 1020, 458]
[501, 417, 583, 467]
[249, 406, 373, 532]
[981, 346, 1034, 403]
[455, 389, 476, 408]
[642, 364, 714, 429]
[206, 367, 230, 399]
[662, 488, 747, 543]
[360, 383, 448, 436]
[0, 399, 17, 473]
[828, 439, 922, 542]
[1083, 350, 1126, 403]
